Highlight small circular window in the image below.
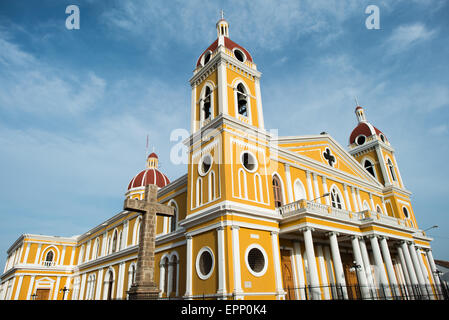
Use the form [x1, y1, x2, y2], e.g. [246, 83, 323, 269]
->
[198, 154, 213, 176]
[196, 247, 214, 279]
[402, 207, 409, 218]
[233, 49, 246, 63]
[241, 151, 258, 172]
[380, 134, 386, 143]
[245, 244, 268, 277]
[356, 135, 366, 146]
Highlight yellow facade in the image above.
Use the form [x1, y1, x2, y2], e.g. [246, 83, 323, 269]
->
[1, 16, 441, 301]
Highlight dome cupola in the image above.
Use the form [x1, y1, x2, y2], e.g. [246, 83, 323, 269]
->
[349, 105, 388, 147]
[127, 152, 170, 191]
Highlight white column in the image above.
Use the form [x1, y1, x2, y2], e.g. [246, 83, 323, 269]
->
[217, 226, 227, 297]
[271, 231, 284, 299]
[328, 232, 348, 299]
[351, 236, 370, 299]
[184, 234, 193, 298]
[284, 164, 294, 204]
[375, 146, 390, 186]
[321, 177, 330, 206]
[302, 227, 321, 299]
[123, 220, 129, 249]
[359, 238, 375, 292]
[379, 237, 399, 297]
[34, 244, 42, 265]
[52, 276, 61, 300]
[190, 84, 197, 133]
[397, 245, 412, 289]
[26, 276, 35, 300]
[369, 236, 390, 294]
[417, 248, 431, 286]
[254, 77, 265, 129]
[60, 246, 66, 266]
[217, 61, 228, 115]
[351, 186, 359, 212]
[23, 243, 31, 264]
[293, 241, 306, 300]
[343, 184, 352, 211]
[408, 243, 426, 287]
[425, 249, 441, 287]
[312, 174, 321, 204]
[95, 269, 104, 300]
[400, 241, 419, 286]
[79, 273, 87, 300]
[356, 188, 363, 211]
[306, 171, 314, 201]
[117, 262, 126, 299]
[13, 276, 23, 300]
[231, 226, 243, 299]
[69, 245, 76, 266]
[316, 245, 330, 299]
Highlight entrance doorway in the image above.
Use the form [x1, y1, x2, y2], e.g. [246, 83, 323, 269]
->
[280, 249, 295, 300]
[35, 288, 50, 300]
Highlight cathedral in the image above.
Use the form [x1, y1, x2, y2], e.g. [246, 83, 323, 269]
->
[0, 16, 445, 301]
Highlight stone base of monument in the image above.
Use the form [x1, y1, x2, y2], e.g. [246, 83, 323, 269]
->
[127, 283, 160, 300]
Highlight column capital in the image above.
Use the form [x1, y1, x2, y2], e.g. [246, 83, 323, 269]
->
[185, 233, 193, 240]
[299, 226, 315, 233]
[231, 225, 240, 231]
[216, 226, 225, 231]
[270, 231, 279, 236]
[326, 231, 340, 237]
[350, 235, 362, 240]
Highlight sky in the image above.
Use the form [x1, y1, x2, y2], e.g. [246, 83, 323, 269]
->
[0, 0, 448, 269]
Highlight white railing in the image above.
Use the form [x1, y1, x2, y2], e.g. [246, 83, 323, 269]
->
[42, 261, 55, 267]
[278, 200, 409, 227]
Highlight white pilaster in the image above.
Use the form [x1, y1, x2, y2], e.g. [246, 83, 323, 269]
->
[271, 231, 284, 299]
[351, 186, 359, 212]
[53, 276, 61, 300]
[306, 171, 314, 201]
[184, 234, 193, 298]
[231, 226, 243, 298]
[95, 269, 104, 300]
[217, 226, 227, 297]
[312, 174, 321, 204]
[284, 164, 294, 204]
[13, 276, 23, 300]
[217, 61, 228, 115]
[321, 177, 330, 206]
[343, 184, 352, 211]
[26, 276, 35, 300]
[254, 77, 265, 129]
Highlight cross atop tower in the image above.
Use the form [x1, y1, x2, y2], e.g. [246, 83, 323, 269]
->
[221, 9, 224, 20]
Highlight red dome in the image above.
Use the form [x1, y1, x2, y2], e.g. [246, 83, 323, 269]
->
[349, 122, 385, 145]
[196, 37, 253, 67]
[127, 168, 170, 190]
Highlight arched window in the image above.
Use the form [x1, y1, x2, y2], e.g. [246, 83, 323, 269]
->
[402, 206, 409, 218]
[376, 205, 383, 214]
[111, 230, 118, 253]
[203, 86, 212, 121]
[86, 274, 96, 300]
[236, 83, 248, 117]
[364, 159, 376, 178]
[105, 270, 114, 300]
[238, 168, 248, 199]
[169, 255, 179, 297]
[45, 251, 53, 262]
[209, 170, 216, 202]
[93, 238, 100, 259]
[272, 175, 283, 208]
[159, 256, 169, 297]
[127, 263, 137, 299]
[294, 179, 306, 201]
[196, 177, 203, 207]
[330, 187, 343, 209]
[254, 173, 263, 202]
[387, 158, 397, 182]
[169, 201, 178, 233]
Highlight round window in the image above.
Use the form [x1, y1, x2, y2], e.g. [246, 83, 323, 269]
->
[233, 49, 246, 63]
[198, 154, 213, 176]
[245, 245, 268, 277]
[196, 247, 214, 279]
[241, 151, 258, 172]
[356, 135, 366, 146]
[380, 134, 386, 143]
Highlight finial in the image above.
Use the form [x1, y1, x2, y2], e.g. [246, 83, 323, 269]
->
[354, 96, 359, 107]
[221, 9, 224, 20]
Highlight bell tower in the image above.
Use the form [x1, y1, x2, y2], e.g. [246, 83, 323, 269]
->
[190, 13, 265, 134]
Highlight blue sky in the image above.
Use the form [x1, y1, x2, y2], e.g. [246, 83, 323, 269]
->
[0, 0, 448, 269]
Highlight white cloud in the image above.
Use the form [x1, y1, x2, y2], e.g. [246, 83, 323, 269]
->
[384, 23, 437, 54]
[0, 34, 106, 116]
[428, 124, 448, 135]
